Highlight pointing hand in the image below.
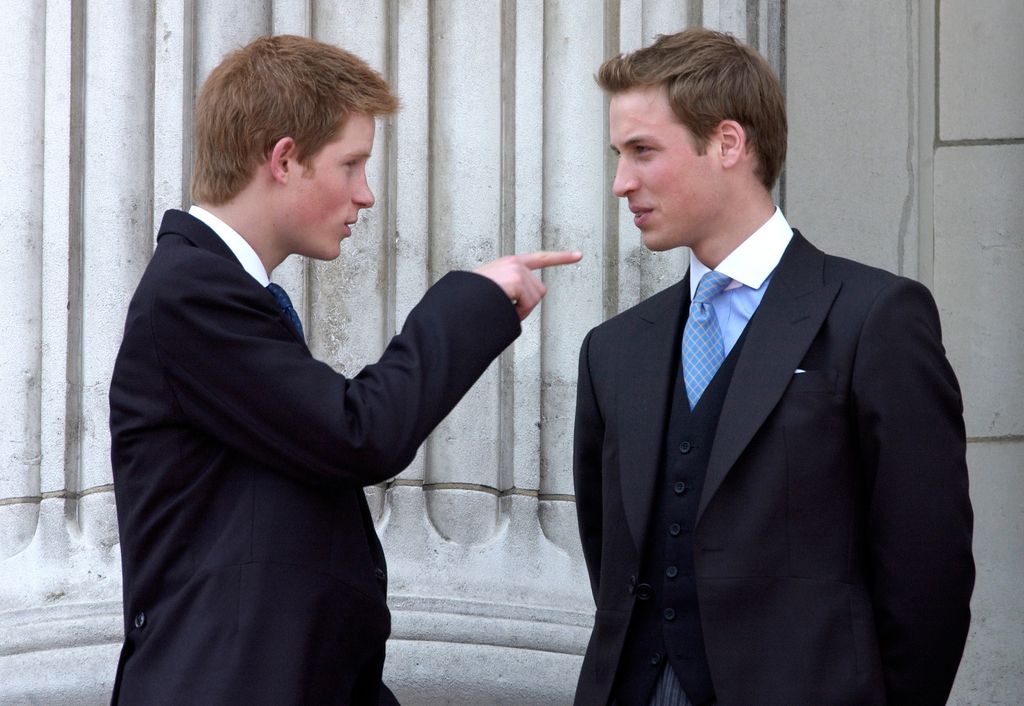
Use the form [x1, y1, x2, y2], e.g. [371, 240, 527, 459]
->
[474, 250, 583, 320]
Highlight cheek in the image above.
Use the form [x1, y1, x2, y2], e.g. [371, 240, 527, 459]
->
[303, 182, 348, 221]
[670, 174, 710, 208]
[645, 163, 679, 197]
[643, 170, 679, 210]
[323, 179, 353, 210]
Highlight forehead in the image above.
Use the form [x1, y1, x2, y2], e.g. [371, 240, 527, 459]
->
[608, 86, 689, 146]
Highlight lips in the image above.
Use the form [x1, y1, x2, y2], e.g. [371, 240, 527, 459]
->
[629, 205, 652, 228]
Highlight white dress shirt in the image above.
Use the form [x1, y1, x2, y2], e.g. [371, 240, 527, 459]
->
[189, 204, 270, 287]
[688, 207, 794, 355]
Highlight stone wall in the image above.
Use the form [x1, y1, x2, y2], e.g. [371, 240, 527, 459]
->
[0, 1, 1019, 703]
[786, 3, 1024, 701]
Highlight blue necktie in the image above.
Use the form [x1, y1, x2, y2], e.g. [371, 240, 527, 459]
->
[682, 270, 732, 409]
[266, 282, 304, 340]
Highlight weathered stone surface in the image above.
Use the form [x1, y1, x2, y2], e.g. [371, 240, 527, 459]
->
[934, 145, 1024, 439]
[785, 1, 916, 273]
[940, 0, 1024, 141]
[950, 441, 1024, 704]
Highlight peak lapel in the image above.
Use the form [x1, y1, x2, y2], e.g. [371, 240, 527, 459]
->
[697, 233, 841, 523]
[618, 277, 689, 552]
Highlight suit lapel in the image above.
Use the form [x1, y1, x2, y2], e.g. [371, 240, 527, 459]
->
[158, 209, 240, 263]
[157, 210, 307, 346]
[618, 276, 689, 552]
[698, 232, 841, 523]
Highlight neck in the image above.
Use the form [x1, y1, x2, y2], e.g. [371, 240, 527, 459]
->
[692, 191, 775, 269]
[197, 193, 284, 275]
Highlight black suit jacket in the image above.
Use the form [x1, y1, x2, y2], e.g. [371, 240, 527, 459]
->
[573, 232, 974, 706]
[109, 210, 520, 704]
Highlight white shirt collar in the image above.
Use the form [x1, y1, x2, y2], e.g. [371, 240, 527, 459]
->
[689, 207, 794, 297]
[188, 205, 270, 286]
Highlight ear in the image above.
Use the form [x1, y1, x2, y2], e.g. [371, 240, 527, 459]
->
[268, 137, 298, 185]
[716, 120, 747, 169]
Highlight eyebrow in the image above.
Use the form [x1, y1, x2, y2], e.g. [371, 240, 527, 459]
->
[610, 136, 656, 152]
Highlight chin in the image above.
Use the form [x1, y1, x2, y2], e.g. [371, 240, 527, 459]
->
[642, 227, 694, 253]
[641, 232, 673, 252]
[303, 245, 342, 262]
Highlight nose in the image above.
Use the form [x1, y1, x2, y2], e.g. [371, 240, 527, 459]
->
[354, 169, 375, 209]
[612, 159, 637, 198]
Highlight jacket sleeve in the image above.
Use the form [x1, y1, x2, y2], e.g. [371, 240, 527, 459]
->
[150, 252, 520, 488]
[574, 329, 605, 600]
[852, 276, 974, 704]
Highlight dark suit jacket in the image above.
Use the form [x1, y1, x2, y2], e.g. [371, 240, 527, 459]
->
[573, 232, 974, 706]
[109, 210, 520, 704]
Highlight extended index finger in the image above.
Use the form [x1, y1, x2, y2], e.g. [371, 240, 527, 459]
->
[518, 250, 583, 270]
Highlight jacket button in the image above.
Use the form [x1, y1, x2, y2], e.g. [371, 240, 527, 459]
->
[663, 608, 676, 621]
[669, 523, 681, 536]
[674, 481, 687, 495]
[636, 583, 653, 601]
[133, 611, 146, 629]
[679, 441, 692, 454]
[650, 652, 662, 666]
[375, 568, 386, 581]
[666, 566, 678, 578]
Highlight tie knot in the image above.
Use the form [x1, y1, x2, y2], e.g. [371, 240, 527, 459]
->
[266, 282, 294, 310]
[266, 282, 304, 340]
[693, 270, 731, 305]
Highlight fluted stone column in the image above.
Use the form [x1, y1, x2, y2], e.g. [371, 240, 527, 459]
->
[5, 1, 777, 701]
[12, 2, 1023, 705]
[0, 1, 143, 701]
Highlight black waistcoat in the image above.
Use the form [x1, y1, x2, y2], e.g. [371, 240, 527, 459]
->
[612, 328, 748, 706]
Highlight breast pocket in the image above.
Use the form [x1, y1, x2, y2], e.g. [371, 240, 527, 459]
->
[786, 369, 838, 394]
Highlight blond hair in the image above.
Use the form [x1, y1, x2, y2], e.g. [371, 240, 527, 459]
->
[192, 35, 398, 205]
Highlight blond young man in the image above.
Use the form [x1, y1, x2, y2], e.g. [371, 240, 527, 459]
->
[573, 28, 972, 706]
[110, 35, 578, 705]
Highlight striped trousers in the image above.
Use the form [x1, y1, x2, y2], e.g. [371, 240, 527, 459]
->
[648, 665, 693, 706]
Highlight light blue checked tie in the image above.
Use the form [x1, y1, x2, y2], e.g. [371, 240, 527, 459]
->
[683, 270, 732, 409]
[266, 282, 305, 341]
